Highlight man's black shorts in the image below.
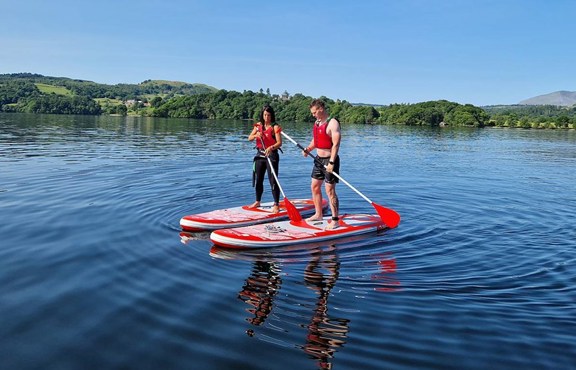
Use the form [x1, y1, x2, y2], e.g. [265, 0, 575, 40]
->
[311, 155, 340, 184]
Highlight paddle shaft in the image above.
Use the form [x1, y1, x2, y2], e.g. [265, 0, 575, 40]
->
[280, 131, 374, 203]
[257, 134, 303, 222]
[258, 137, 286, 198]
[281, 130, 401, 229]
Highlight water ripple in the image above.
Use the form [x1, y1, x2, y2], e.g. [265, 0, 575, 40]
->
[2, 115, 576, 370]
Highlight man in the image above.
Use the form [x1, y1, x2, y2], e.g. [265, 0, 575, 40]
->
[303, 99, 341, 229]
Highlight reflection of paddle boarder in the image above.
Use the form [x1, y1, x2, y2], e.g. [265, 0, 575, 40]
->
[237, 261, 282, 336]
[302, 247, 349, 369]
[234, 247, 350, 368]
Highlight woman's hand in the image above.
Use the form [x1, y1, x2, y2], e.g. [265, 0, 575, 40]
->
[250, 131, 261, 140]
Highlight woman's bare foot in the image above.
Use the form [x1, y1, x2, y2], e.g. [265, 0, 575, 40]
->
[306, 214, 323, 222]
[325, 220, 340, 230]
[249, 201, 261, 208]
[271, 204, 280, 214]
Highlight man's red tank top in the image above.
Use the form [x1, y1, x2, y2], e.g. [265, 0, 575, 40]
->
[313, 117, 333, 149]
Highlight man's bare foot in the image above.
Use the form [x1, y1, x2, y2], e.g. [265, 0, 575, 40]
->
[249, 201, 261, 208]
[271, 204, 280, 214]
[325, 220, 340, 230]
[306, 214, 323, 222]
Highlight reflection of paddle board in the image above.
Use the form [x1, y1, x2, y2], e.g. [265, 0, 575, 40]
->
[180, 199, 326, 231]
[210, 214, 387, 249]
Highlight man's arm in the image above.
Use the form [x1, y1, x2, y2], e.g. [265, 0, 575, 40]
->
[328, 118, 341, 161]
[327, 119, 341, 172]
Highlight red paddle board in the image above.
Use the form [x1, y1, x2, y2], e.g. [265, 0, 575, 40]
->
[210, 214, 388, 249]
[180, 199, 327, 232]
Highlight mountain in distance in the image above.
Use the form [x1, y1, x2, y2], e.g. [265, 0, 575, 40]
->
[519, 91, 576, 106]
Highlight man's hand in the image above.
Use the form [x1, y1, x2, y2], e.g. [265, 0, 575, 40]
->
[326, 163, 334, 173]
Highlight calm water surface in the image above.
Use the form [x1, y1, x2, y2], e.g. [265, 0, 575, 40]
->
[1, 113, 575, 369]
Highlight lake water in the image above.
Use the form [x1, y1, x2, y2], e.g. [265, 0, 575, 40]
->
[1, 113, 575, 369]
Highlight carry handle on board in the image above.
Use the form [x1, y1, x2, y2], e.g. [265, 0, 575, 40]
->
[257, 135, 302, 222]
[281, 131, 400, 229]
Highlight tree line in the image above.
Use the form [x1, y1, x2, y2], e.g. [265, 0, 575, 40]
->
[1, 73, 575, 128]
[483, 104, 576, 129]
[150, 90, 493, 127]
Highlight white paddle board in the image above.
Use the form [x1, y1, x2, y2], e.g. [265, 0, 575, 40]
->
[210, 214, 387, 249]
[180, 199, 327, 231]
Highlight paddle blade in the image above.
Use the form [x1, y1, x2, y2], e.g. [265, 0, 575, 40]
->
[372, 202, 401, 228]
[284, 198, 302, 222]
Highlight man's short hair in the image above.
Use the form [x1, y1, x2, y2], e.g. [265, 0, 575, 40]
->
[309, 99, 326, 109]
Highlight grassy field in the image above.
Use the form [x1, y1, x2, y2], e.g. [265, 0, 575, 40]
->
[95, 98, 123, 105]
[35, 83, 73, 96]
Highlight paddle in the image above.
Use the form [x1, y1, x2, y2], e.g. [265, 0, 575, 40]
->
[281, 131, 401, 228]
[257, 135, 302, 222]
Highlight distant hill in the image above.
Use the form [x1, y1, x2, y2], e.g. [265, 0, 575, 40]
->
[138, 79, 218, 95]
[519, 91, 576, 106]
[0, 73, 218, 98]
[0, 73, 221, 115]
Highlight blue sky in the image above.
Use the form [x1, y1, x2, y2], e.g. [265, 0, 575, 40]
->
[1, 0, 575, 106]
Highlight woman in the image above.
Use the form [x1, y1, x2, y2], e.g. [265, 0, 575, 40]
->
[248, 105, 282, 213]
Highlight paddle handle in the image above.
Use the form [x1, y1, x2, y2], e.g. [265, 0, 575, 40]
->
[281, 132, 308, 153]
[281, 131, 326, 168]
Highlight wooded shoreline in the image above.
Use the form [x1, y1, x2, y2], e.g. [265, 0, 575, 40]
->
[1, 73, 575, 129]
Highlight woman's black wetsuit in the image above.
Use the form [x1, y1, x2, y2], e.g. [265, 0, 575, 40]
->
[253, 149, 280, 205]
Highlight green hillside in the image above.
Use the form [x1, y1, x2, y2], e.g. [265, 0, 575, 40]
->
[0, 73, 219, 115]
[0, 73, 218, 98]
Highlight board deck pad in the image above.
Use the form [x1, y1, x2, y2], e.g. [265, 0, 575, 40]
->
[180, 199, 327, 231]
[210, 213, 388, 249]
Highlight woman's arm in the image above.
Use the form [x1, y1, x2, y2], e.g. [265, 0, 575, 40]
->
[248, 123, 260, 141]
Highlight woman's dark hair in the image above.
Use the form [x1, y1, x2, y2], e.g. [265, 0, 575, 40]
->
[259, 105, 276, 124]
